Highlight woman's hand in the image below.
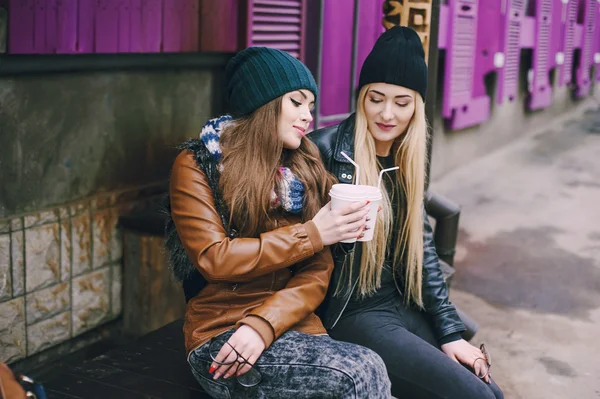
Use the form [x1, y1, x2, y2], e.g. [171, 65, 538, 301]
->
[441, 339, 490, 383]
[312, 201, 370, 246]
[210, 325, 265, 380]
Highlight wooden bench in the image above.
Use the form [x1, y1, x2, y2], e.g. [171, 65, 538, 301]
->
[43, 319, 210, 399]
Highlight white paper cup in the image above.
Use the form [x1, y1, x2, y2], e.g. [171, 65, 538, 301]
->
[357, 186, 382, 242]
[329, 184, 369, 243]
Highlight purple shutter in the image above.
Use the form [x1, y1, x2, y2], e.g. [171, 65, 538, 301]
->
[441, 0, 491, 130]
[497, 0, 526, 104]
[528, 0, 553, 110]
[596, 2, 600, 82]
[575, 0, 596, 97]
[246, 0, 305, 60]
[95, 0, 119, 53]
[561, 0, 578, 85]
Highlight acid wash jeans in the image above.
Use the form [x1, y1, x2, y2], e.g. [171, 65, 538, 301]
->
[188, 329, 391, 399]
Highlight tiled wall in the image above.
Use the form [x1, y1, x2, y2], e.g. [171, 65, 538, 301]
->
[0, 191, 129, 363]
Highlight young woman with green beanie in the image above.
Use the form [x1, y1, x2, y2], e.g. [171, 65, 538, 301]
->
[165, 47, 391, 398]
[310, 26, 504, 399]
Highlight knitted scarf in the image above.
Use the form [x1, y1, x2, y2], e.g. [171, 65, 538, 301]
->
[200, 115, 305, 215]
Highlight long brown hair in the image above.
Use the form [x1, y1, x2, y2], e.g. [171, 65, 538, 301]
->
[219, 96, 335, 237]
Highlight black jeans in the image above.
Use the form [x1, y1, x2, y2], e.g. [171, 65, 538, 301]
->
[330, 297, 504, 399]
[188, 329, 392, 399]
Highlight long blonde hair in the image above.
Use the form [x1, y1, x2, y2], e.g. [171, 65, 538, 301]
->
[348, 84, 429, 307]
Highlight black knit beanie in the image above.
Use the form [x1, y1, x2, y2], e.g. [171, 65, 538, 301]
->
[225, 47, 318, 117]
[358, 26, 428, 100]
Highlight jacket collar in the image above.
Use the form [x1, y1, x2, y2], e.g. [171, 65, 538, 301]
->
[332, 113, 357, 164]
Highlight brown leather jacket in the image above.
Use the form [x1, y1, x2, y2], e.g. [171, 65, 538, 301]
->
[170, 151, 333, 355]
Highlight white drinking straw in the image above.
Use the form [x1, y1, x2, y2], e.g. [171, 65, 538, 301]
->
[340, 151, 361, 185]
[377, 167, 400, 189]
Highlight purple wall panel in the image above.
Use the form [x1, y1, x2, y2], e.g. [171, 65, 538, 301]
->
[575, 0, 596, 97]
[181, 0, 199, 51]
[95, 0, 119, 53]
[354, 0, 384, 86]
[57, 0, 77, 53]
[33, 0, 47, 53]
[10, 0, 35, 53]
[118, 0, 131, 52]
[142, 0, 162, 52]
[472, 0, 501, 98]
[46, 0, 58, 52]
[129, 0, 142, 52]
[163, 0, 182, 52]
[549, 0, 564, 73]
[319, 0, 354, 117]
[561, 0, 578, 85]
[596, 3, 600, 82]
[77, 0, 95, 52]
[528, 0, 553, 110]
[442, 0, 492, 130]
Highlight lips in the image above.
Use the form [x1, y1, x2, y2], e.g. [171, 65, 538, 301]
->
[294, 126, 306, 136]
[376, 123, 396, 132]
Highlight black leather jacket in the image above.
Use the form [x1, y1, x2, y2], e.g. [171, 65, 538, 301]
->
[309, 114, 466, 341]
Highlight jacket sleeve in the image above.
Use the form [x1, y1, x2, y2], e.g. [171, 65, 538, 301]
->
[421, 208, 466, 341]
[237, 247, 334, 348]
[169, 150, 324, 283]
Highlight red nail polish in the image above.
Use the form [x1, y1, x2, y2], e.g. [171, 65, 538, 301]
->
[209, 366, 216, 374]
[366, 200, 371, 205]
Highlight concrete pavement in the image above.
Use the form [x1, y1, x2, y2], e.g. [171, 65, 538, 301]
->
[432, 107, 600, 399]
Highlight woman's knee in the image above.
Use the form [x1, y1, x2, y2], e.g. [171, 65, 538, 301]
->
[327, 343, 391, 398]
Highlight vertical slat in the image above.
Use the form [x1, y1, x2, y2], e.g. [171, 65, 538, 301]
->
[528, 0, 553, 110]
[95, 0, 119, 53]
[118, 0, 130, 52]
[78, 0, 95, 52]
[142, 0, 162, 52]
[596, 2, 600, 82]
[57, 0, 77, 53]
[561, 0, 577, 85]
[33, 0, 47, 53]
[46, 0, 57, 52]
[199, 0, 238, 52]
[9, 0, 35, 53]
[355, 0, 383, 86]
[575, 0, 596, 97]
[162, 0, 181, 52]
[129, 0, 142, 52]
[497, 0, 525, 103]
[319, 0, 353, 117]
[181, 0, 199, 51]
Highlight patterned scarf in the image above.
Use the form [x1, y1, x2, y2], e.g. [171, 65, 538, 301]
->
[200, 115, 305, 215]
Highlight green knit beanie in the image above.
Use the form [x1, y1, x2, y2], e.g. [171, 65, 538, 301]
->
[225, 47, 318, 117]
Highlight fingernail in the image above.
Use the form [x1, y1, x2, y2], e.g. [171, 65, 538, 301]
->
[364, 226, 370, 230]
[209, 366, 216, 374]
[358, 234, 364, 239]
[366, 200, 370, 205]
[366, 217, 371, 222]
[213, 373, 221, 380]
